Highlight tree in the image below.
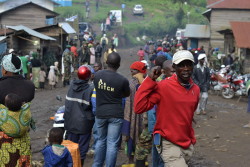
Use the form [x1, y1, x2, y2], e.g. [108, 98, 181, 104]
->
[175, 7, 185, 24]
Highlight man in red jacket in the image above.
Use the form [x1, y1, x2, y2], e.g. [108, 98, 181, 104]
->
[134, 50, 200, 167]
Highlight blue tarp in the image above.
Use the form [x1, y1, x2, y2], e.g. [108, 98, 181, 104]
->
[46, 18, 54, 25]
[53, 0, 72, 7]
[0, 42, 7, 77]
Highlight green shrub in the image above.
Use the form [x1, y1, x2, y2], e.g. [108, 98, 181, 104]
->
[56, 0, 207, 45]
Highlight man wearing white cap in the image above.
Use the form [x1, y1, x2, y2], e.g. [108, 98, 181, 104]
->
[192, 53, 210, 115]
[134, 50, 200, 167]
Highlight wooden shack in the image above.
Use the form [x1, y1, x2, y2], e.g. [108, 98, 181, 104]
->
[184, 24, 210, 53]
[35, 22, 76, 52]
[0, 2, 59, 29]
[6, 25, 56, 56]
[219, 22, 250, 73]
[0, 0, 58, 13]
[203, 0, 250, 53]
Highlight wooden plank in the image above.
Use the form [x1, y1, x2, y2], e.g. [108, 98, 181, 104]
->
[0, 3, 57, 29]
[210, 9, 250, 51]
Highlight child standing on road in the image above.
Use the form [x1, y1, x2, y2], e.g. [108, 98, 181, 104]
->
[39, 67, 46, 89]
[48, 66, 56, 90]
[42, 128, 73, 167]
[137, 48, 145, 61]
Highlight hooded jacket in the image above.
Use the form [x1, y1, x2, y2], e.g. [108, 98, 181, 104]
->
[64, 79, 94, 134]
[134, 74, 200, 149]
[42, 145, 73, 167]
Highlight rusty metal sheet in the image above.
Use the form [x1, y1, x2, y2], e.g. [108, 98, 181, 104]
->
[230, 22, 250, 48]
[207, 0, 250, 9]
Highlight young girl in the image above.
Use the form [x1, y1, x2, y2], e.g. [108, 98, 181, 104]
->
[137, 48, 145, 61]
[39, 67, 46, 89]
[42, 128, 73, 166]
[48, 65, 56, 89]
[54, 62, 60, 87]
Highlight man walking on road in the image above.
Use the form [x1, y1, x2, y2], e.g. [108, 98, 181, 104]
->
[62, 45, 73, 86]
[92, 52, 130, 167]
[192, 53, 210, 115]
[134, 50, 200, 167]
[100, 34, 108, 52]
[95, 42, 102, 64]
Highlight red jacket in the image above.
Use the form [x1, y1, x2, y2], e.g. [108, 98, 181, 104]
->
[134, 74, 200, 149]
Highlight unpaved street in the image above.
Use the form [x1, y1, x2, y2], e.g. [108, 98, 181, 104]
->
[30, 47, 250, 167]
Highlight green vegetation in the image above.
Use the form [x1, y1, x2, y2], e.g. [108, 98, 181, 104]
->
[55, 0, 207, 45]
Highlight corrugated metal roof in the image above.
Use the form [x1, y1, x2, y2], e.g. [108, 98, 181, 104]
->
[207, 0, 250, 9]
[184, 24, 210, 38]
[58, 22, 76, 34]
[230, 22, 250, 48]
[6, 25, 56, 40]
[0, 2, 59, 16]
[0, 36, 6, 41]
[202, 9, 212, 15]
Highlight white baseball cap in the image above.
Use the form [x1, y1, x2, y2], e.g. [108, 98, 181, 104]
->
[8, 49, 14, 53]
[198, 53, 206, 60]
[172, 50, 194, 65]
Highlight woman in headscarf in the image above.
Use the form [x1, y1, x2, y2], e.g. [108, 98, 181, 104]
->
[0, 53, 35, 166]
[31, 52, 41, 88]
[122, 61, 147, 163]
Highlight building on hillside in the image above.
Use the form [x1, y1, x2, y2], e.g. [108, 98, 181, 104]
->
[0, 2, 59, 29]
[184, 24, 210, 54]
[0, 0, 58, 12]
[218, 22, 250, 73]
[203, 0, 250, 53]
[52, 0, 72, 7]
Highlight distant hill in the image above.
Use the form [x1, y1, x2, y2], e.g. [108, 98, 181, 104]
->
[55, 0, 207, 45]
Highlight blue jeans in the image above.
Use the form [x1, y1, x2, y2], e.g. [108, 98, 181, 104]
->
[92, 122, 98, 150]
[66, 131, 91, 160]
[92, 118, 123, 167]
[152, 145, 164, 167]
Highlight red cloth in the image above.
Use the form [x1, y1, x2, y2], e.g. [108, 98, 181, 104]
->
[137, 50, 145, 61]
[157, 47, 162, 51]
[71, 46, 78, 57]
[130, 61, 146, 74]
[134, 74, 200, 149]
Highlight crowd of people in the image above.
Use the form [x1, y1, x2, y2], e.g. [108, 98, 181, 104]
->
[0, 31, 247, 167]
[49, 36, 210, 167]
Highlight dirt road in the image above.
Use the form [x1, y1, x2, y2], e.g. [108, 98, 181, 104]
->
[30, 47, 250, 167]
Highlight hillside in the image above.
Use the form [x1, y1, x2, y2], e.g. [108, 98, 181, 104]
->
[55, 0, 207, 45]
